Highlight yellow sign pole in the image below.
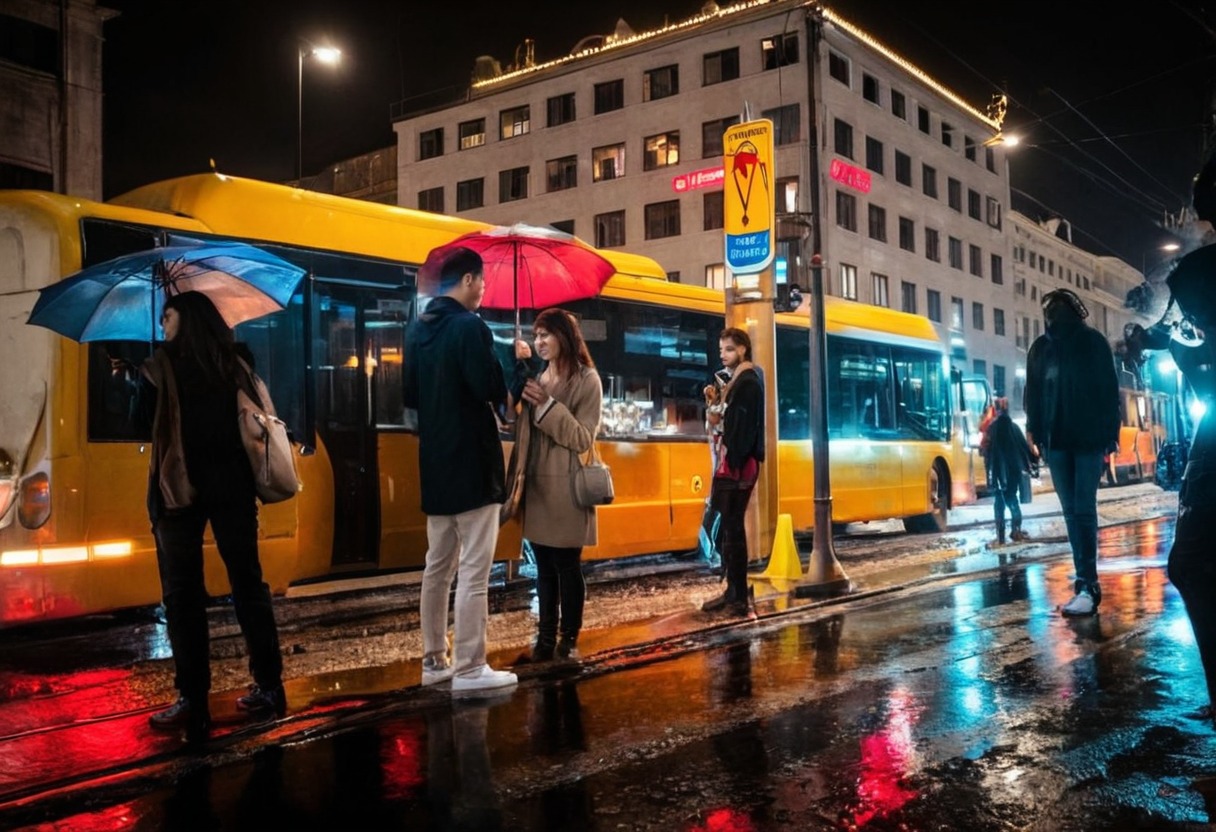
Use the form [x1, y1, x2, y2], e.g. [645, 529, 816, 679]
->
[723, 119, 779, 563]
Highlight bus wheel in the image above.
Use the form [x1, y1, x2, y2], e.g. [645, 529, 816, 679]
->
[903, 463, 949, 534]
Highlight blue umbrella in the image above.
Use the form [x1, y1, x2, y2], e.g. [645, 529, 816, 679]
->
[27, 242, 305, 342]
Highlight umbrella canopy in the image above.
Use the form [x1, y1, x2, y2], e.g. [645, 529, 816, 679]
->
[27, 242, 306, 342]
[418, 223, 616, 332]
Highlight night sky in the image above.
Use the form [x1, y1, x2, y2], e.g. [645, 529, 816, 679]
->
[101, 0, 1213, 268]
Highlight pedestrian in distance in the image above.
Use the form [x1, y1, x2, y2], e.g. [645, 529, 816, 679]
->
[700, 327, 765, 616]
[513, 308, 602, 662]
[981, 396, 1035, 546]
[142, 290, 287, 745]
[404, 246, 518, 694]
[1023, 288, 1120, 617]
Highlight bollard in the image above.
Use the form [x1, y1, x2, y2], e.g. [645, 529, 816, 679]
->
[762, 513, 803, 580]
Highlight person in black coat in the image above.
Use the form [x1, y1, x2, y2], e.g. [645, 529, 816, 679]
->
[701, 327, 765, 616]
[404, 246, 517, 694]
[981, 397, 1035, 545]
[1024, 288, 1120, 616]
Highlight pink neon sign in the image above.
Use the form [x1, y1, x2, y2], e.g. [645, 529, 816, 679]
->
[829, 158, 872, 194]
[672, 166, 725, 193]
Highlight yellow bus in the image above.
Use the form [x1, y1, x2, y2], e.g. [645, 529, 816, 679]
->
[0, 174, 974, 627]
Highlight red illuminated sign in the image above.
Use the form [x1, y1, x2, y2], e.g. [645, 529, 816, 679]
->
[672, 166, 725, 193]
[829, 158, 872, 194]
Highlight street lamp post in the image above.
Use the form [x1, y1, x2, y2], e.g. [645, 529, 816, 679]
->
[297, 44, 341, 183]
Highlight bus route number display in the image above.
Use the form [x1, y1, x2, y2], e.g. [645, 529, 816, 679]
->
[723, 118, 775, 274]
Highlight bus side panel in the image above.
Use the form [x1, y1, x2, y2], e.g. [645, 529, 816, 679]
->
[667, 439, 713, 554]
[377, 432, 426, 569]
[825, 440, 905, 523]
[776, 440, 815, 530]
[583, 441, 676, 561]
[288, 439, 337, 581]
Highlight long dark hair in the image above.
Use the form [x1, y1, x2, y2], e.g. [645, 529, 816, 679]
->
[163, 291, 241, 385]
[533, 307, 594, 380]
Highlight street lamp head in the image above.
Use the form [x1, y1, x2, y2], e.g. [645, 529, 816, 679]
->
[310, 46, 341, 65]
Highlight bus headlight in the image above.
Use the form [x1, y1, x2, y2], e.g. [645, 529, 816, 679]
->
[17, 472, 50, 529]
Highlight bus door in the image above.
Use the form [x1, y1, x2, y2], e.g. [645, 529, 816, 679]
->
[312, 282, 413, 568]
[955, 373, 991, 496]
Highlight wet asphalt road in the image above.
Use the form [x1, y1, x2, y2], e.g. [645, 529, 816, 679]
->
[6, 505, 1216, 830]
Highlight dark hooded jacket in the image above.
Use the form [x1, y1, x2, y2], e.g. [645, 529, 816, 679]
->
[982, 411, 1034, 490]
[1024, 311, 1120, 454]
[403, 296, 508, 515]
[722, 367, 765, 472]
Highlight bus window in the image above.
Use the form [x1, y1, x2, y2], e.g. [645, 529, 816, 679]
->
[87, 341, 154, 441]
[776, 325, 810, 440]
[892, 346, 949, 440]
[828, 337, 895, 439]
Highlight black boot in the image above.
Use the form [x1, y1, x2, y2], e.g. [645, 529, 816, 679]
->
[236, 684, 287, 720]
[701, 589, 731, 613]
[530, 637, 556, 662]
[556, 635, 580, 661]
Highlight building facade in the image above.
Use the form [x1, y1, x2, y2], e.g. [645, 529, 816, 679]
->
[391, 0, 1147, 410]
[0, 0, 112, 199]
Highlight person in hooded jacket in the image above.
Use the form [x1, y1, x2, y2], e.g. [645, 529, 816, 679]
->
[1024, 288, 1120, 616]
[980, 396, 1035, 546]
[404, 246, 517, 694]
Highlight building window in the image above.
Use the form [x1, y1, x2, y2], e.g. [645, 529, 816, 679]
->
[898, 216, 915, 251]
[968, 188, 981, 220]
[500, 105, 530, 139]
[993, 364, 1006, 397]
[972, 302, 985, 331]
[991, 253, 1004, 285]
[993, 308, 1006, 336]
[868, 204, 887, 242]
[666, 271, 681, 282]
[644, 64, 679, 101]
[872, 272, 889, 307]
[969, 244, 983, 277]
[948, 236, 963, 269]
[964, 135, 976, 161]
[546, 156, 577, 192]
[891, 89, 906, 120]
[986, 146, 996, 173]
[763, 103, 800, 145]
[918, 106, 931, 134]
[862, 73, 880, 105]
[499, 166, 529, 202]
[776, 176, 799, 213]
[547, 92, 576, 126]
[947, 177, 962, 211]
[973, 359, 987, 378]
[865, 136, 884, 173]
[456, 178, 484, 211]
[840, 263, 858, 300]
[986, 196, 1002, 229]
[836, 191, 858, 232]
[592, 143, 625, 181]
[551, 219, 574, 235]
[951, 296, 964, 331]
[702, 115, 740, 157]
[922, 164, 938, 198]
[594, 79, 624, 114]
[458, 118, 485, 150]
[925, 228, 940, 262]
[703, 47, 740, 85]
[941, 121, 955, 148]
[418, 127, 443, 160]
[927, 289, 942, 323]
[706, 263, 727, 289]
[644, 200, 681, 239]
[894, 150, 911, 186]
[643, 131, 680, 170]
[595, 210, 626, 247]
[828, 50, 850, 85]
[704, 191, 724, 230]
[834, 118, 854, 159]
[417, 186, 443, 213]
[761, 32, 798, 69]
[901, 280, 917, 314]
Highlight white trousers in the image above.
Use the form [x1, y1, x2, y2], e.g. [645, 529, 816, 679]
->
[419, 502, 501, 676]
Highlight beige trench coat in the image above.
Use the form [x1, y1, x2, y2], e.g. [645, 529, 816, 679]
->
[519, 365, 602, 548]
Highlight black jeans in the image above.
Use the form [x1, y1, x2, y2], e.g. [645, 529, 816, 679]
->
[154, 486, 282, 701]
[531, 543, 585, 645]
[710, 476, 756, 603]
[1169, 461, 1216, 706]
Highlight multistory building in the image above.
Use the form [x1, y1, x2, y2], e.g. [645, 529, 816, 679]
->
[0, 0, 112, 198]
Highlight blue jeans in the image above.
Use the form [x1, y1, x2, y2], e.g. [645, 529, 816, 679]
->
[992, 482, 1022, 536]
[1046, 448, 1104, 602]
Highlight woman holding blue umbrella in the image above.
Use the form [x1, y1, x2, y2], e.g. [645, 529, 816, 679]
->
[142, 291, 286, 745]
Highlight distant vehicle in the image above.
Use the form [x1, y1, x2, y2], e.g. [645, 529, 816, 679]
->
[954, 373, 992, 497]
[1105, 376, 1168, 486]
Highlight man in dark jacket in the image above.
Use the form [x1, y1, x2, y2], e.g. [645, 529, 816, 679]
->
[404, 246, 517, 693]
[981, 397, 1035, 545]
[1024, 288, 1120, 616]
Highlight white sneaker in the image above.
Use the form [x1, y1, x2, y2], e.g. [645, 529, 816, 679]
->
[421, 654, 454, 686]
[1061, 591, 1095, 617]
[451, 664, 518, 693]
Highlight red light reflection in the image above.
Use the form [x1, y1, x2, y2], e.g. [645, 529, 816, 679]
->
[849, 687, 921, 827]
[380, 721, 424, 800]
[688, 806, 757, 832]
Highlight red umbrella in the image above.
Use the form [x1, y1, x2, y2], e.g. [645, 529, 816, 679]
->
[418, 223, 616, 337]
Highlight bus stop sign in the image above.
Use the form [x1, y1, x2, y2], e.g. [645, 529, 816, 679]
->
[723, 119, 775, 274]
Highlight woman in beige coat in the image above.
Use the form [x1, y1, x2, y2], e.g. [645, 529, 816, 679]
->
[516, 308, 601, 661]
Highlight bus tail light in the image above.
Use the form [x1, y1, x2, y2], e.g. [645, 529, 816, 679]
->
[0, 449, 14, 522]
[17, 472, 50, 529]
[0, 540, 133, 566]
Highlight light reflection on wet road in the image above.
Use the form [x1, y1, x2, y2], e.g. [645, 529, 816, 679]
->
[10, 515, 1216, 831]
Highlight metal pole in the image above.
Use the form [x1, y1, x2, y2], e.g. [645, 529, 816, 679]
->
[297, 49, 304, 183]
